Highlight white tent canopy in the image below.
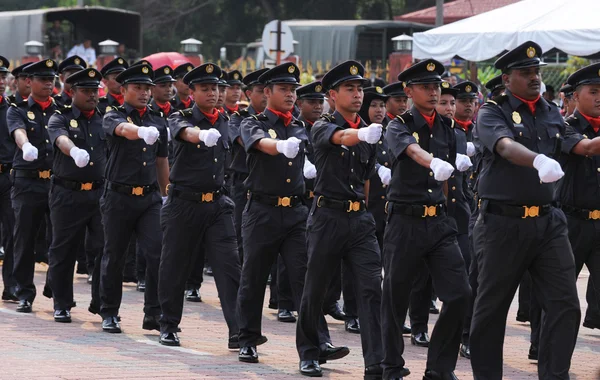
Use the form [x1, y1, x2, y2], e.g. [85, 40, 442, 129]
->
[412, 0, 600, 62]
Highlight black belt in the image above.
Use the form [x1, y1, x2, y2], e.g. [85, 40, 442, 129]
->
[485, 200, 553, 219]
[12, 169, 52, 180]
[251, 193, 303, 207]
[385, 202, 445, 218]
[0, 163, 12, 174]
[316, 196, 366, 212]
[107, 181, 157, 196]
[561, 204, 600, 220]
[52, 176, 104, 191]
[170, 187, 221, 203]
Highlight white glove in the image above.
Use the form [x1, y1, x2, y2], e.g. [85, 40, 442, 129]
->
[276, 137, 301, 159]
[430, 157, 455, 181]
[303, 157, 317, 179]
[22, 142, 38, 162]
[455, 153, 473, 172]
[162, 196, 167, 205]
[137, 126, 160, 145]
[533, 154, 564, 183]
[466, 142, 476, 157]
[199, 128, 221, 147]
[377, 166, 391, 185]
[69, 147, 90, 168]
[357, 123, 383, 144]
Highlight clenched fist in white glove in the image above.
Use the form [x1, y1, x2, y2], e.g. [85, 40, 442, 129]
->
[533, 154, 564, 183]
[303, 157, 317, 179]
[22, 142, 38, 162]
[377, 165, 391, 185]
[137, 126, 160, 145]
[455, 153, 473, 172]
[357, 123, 383, 144]
[199, 128, 221, 147]
[70, 147, 90, 168]
[276, 137, 301, 159]
[430, 157, 455, 181]
[466, 142, 476, 157]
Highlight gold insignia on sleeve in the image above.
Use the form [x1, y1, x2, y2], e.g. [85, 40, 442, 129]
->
[27, 111, 35, 120]
[412, 132, 419, 143]
[70, 119, 78, 128]
[268, 129, 277, 139]
[142, 67, 149, 74]
[426, 63, 435, 72]
[526, 47, 536, 58]
[206, 64, 214, 74]
[465, 85, 472, 93]
[349, 66, 358, 75]
[512, 111, 522, 124]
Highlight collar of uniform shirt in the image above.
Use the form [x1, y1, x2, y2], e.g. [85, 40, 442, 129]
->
[181, 96, 192, 108]
[201, 107, 219, 125]
[136, 107, 147, 118]
[218, 107, 226, 115]
[226, 104, 239, 113]
[512, 93, 541, 115]
[386, 112, 396, 121]
[418, 110, 436, 129]
[344, 115, 361, 129]
[31, 96, 53, 111]
[80, 109, 95, 119]
[266, 108, 293, 126]
[454, 118, 472, 132]
[579, 111, 600, 133]
[110, 92, 124, 105]
[155, 101, 171, 116]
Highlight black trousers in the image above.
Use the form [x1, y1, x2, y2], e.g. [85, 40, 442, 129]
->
[323, 260, 358, 316]
[11, 177, 51, 303]
[47, 184, 103, 311]
[0, 173, 15, 295]
[585, 277, 600, 324]
[463, 205, 480, 346]
[99, 189, 162, 318]
[381, 212, 470, 379]
[158, 193, 240, 335]
[270, 256, 294, 310]
[185, 246, 204, 290]
[471, 206, 580, 380]
[409, 261, 432, 334]
[238, 200, 329, 348]
[231, 173, 247, 262]
[297, 205, 382, 367]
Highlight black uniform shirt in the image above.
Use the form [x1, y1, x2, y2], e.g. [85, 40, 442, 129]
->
[447, 127, 471, 232]
[150, 99, 177, 167]
[312, 111, 377, 201]
[241, 109, 308, 196]
[53, 91, 72, 108]
[386, 106, 457, 205]
[0, 96, 16, 164]
[103, 103, 168, 186]
[7, 92, 26, 104]
[7, 97, 57, 170]
[168, 105, 230, 192]
[48, 105, 106, 182]
[476, 90, 563, 205]
[229, 105, 257, 174]
[298, 115, 316, 191]
[170, 96, 195, 112]
[559, 109, 600, 209]
[370, 124, 391, 203]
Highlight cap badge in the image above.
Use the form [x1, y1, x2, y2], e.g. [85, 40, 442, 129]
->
[526, 47, 536, 58]
[187, 65, 193, 72]
[88, 70, 96, 78]
[268, 129, 277, 139]
[70, 119, 78, 128]
[234, 73, 240, 79]
[349, 65, 359, 75]
[164, 67, 170, 74]
[376, 86, 383, 94]
[288, 65, 295, 74]
[0, 61, 3, 67]
[315, 84, 323, 92]
[118, 58, 124, 64]
[441, 82, 450, 89]
[512, 111, 522, 124]
[426, 63, 435, 72]
[598, 69, 600, 77]
[46, 60, 53, 68]
[465, 84, 472, 93]
[142, 66, 149, 74]
[74, 58, 81, 65]
[206, 64, 214, 74]
[27, 111, 35, 120]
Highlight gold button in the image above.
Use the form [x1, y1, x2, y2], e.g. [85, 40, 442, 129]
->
[90, 162, 94, 166]
[430, 153, 434, 157]
[384, 162, 389, 166]
[45, 125, 48, 129]
[89, 134, 92, 137]
[382, 151, 386, 155]
[288, 162, 292, 166]
[197, 144, 201, 148]
[451, 175, 455, 178]
[556, 133, 560, 138]
[378, 141, 383, 145]
[30, 128, 34, 131]
[143, 162, 147, 166]
[350, 185, 354, 189]
[429, 172, 433, 177]
[381, 195, 385, 199]
[45, 139, 49, 143]
[452, 198, 456, 203]
[352, 152, 355, 156]
[452, 186, 456, 190]
[214, 158, 218, 162]
[74, 134, 77, 138]
[286, 178, 291, 183]
[43, 112, 46, 116]
[428, 189, 432, 193]
[597, 168, 600, 172]
[91, 147, 94, 151]
[351, 169, 354, 172]
[519, 132, 523, 136]
[143, 147, 147, 152]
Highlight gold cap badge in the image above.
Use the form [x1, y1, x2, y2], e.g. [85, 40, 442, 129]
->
[465, 85, 472, 93]
[141, 67, 149, 74]
[349, 65, 359, 75]
[315, 84, 323, 92]
[187, 65, 193, 72]
[441, 82, 450, 88]
[234, 73, 240, 79]
[376, 86, 383, 94]
[118, 58, 124, 64]
[206, 64, 214, 74]
[426, 63, 435, 72]
[74, 58, 81, 65]
[288, 65, 295, 74]
[88, 70, 96, 78]
[164, 67, 170, 74]
[46, 60, 53, 68]
[70, 119, 78, 128]
[526, 47, 536, 58]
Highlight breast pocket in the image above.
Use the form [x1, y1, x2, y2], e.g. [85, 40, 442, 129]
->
[541, 125, 562, 159]
[69, 127, 86, 143]
[513, 126, 532, 147]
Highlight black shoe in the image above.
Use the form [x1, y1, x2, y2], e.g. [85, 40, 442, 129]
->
[528, 344, 538, 361]
[136, 280, 146, 292]
[204, 266, 213, 276]
[516, 311, 530, 323]
[2, 290, 18, 302]
[299, 360, 322, 377]
[411, 332, 430, 347]
[583, 319, 599, 330]
[277, 309, 296, 323]
[16, 300, 32, 313]
[185, 288, 202, 302]
[42, 285, 52, 299]
[364, 363, 382, 380]
[159, 332, 180, 346]
[318, 342, 350, 363]
[386, 367, 411, 380]
[54, 309, 71, 323]
[102, 316, 121, 333]
[423, 369, 459, 380]
[402, 324, 411, 335]
[345, 318, 360, 334]
[429, 300, 439, 314]
[459, 344, 470, 359]
[142, 314, 160, 331]
[87, 275, 93, 285]
[239, 346, 258, 363]
[324, 302, 346, 321]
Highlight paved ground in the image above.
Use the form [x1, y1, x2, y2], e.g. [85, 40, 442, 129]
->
[0, 264, 598, 379]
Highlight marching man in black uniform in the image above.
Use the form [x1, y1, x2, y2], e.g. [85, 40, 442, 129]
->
[53, 55, 87, 108]
[171, 63, 195, 111]
[98, 57, 128, 113]
[224, 70, 243, 115]
[7, 59, 59, 313]
[383, 82, 409, 125]
[99, 63, 169, 333]
[8, 63, 32, 104]
[47, 68, 106, 322]
[296, 61, 384, 379]
[471, 41, 580, 380]
[382, 59, 472, 380]
[157, 63, 240, 347]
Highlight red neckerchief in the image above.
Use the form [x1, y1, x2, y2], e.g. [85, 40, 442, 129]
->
[304, 119, 314, 126]
[513, 93, 540, 115]
[52, 87, 59, 96]
[267, 108, 293, 126]
[345, 115, 361, 129]
[386, 112, 396, 120]
[32, 97, 53, 111]
[63, 89, 72, 98]
[181, 97, 192, 109]
[226, 104, 239, 113]
[155, 101, 171, 116]
[580, 111, 600, 133]
[80, 110, 95, 119]
[137, 107, 147, 118]
[454, 119, 472, 132]
[419, 110, 436, 129]
[201, 108, 220, 125]
[0, 96, 3, 104]
[218, 107, 226, 115]
[111, 92, 124, 105]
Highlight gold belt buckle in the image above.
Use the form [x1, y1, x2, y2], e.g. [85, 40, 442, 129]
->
[347, 201, 361, 212]
[278, 196, 292, 207]
[522, 205, 540, 218]
[80, 182, 93, 191]
[202, 192, 214, 202]
[132, 186, 144, 196]
[39, 170, 50, 179]
[589, 210, 600, 220]
[422, 205, 437, 217]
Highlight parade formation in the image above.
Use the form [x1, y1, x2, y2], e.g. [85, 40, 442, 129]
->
[0, 37, 599, 380]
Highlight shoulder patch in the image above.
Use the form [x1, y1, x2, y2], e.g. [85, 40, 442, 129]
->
[54, 110, 62, 115]
[320, 113, 335, 123]
[239, 109, 250, 117]
[179, 108, 193, 117]
[396, 110, 413, 124]
[491, 93, 507, 105]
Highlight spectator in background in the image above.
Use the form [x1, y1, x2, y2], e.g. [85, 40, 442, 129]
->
[67, 38, 96, 66]
[47, 21, 66, 54]
[543, 84, 556, 103]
